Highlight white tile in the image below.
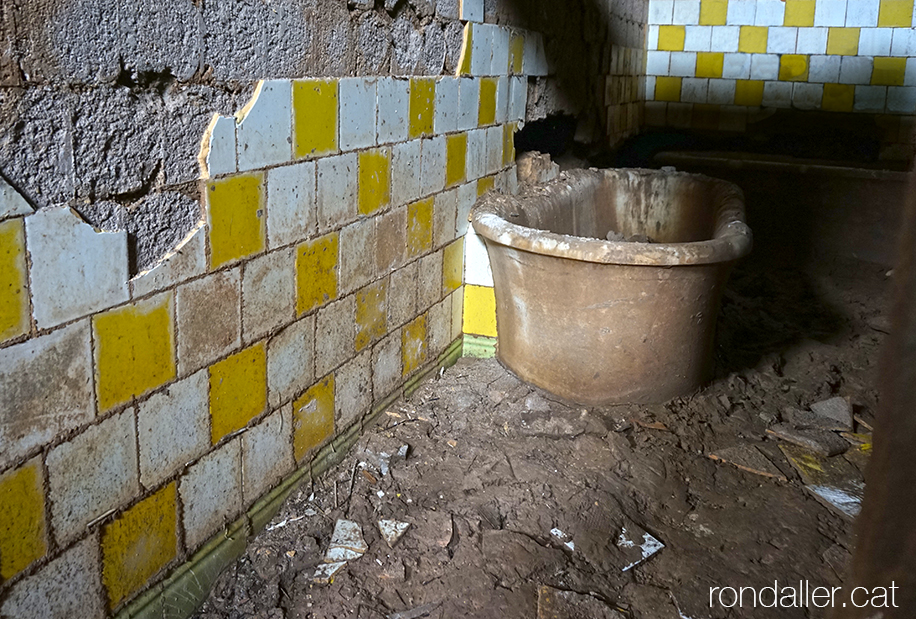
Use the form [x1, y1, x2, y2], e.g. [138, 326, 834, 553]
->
[0, 178, 31, 221]
[854, 85, 887, 111]
[684, 26, 712, 51]
[755, 0, 785, 25]
[891, 28, 916, 55]
[490, 26, 510, 76]
[708, 79, 737, 104]
[887, 86, 916, 112]
[459, 0, 483, 22]
[726, 0, 756, 25]
[649, 0, 674, 24]
[673, 0, 700, 25]
[26, 207, 129, 329]
[646, 51, 671, 75]
[839, 56, 874, 84]
[455, 182, 477, 236]
[377, 77, 410, 144]
[485, 126, 502, 174]
[131, 229, 206, 297]
[204, 115, 236, 177]
[681, 78, 708, 103]
[267, 161, 315, 249]
[845, 0, 879, 27]
[464, 228, 492, 286]
[859, 28, 893, 55]
[434, 77, 459, 135]
[267, 315, 314, 409]
[391, 140, 422, 206]
[420, 137, 446, 197]
[669, 52, 698, 77]
[339, 78, 377, 151]
[906, 57, 916, 85]
[509, 76, 526, 121]
[523, 31, 549, 76]
[458, 78, 480, 131]
[648, 25, 661, 49]
[237, 80, 292, 171]
[767, 27, 798, 54]
[471, 23, 493, 76]
[722, 53, 752, 79]
[814, 0, 848, 27]
[645, 76, 657, 100]
[762, 81, 793, 107]
[749, 54, 779, 80]
[466, 129, 487, 181]
[796, 28, 829, 54]
[316, 153, 358, 233]
[242, 247, 296, 342]
[711, 26, 740, 52]
[495, 76, 509, 124]
[793, 83, 824, 109]
[809, 55, 842, 82]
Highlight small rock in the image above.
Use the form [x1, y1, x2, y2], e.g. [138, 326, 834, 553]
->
[809, 397, 854, 429]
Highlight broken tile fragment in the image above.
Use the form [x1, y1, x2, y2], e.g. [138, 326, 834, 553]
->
[809, 397, 853, 429]
[549, 528, 575, 552]
[708, 445, 787, 481]
[617, 523, 664, 572]
[779, 444, 864, 520]
[378, 520, 410, 547]
[312, 561, 347, 584]
[329, 519, 368, 554]
[537, 585, 627, 619]
[766, 423, 848, 456]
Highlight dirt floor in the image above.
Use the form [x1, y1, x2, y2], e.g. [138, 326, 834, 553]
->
[192, 253, 890, 619]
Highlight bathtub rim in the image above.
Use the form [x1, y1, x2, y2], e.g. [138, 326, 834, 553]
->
[471, 168, 753, 267]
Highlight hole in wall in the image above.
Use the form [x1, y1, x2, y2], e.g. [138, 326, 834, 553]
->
[514, 114, 578, 159]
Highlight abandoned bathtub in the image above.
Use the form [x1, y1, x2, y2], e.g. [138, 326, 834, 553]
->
[470, 168, 752, 405]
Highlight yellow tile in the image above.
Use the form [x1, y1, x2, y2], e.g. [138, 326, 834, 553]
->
[655, 76, 682, 102]
[738, 26, 768, 54]
[358, 148, 390, 216]
[463, 284, 497, 338]
[696, 52, 724, 78]
[822, 83, 855, 112]
[102, 483, 177, 609]
[293, 79, 338, 159]
[502, 122, 517, 166]
[734, 80, 765, 106]
[477, 176, 496, 196]
[407, 198, 434, 259]
[0, 218, 29, 343]
[209, 343, 267, 444]
[402, 313, 428, 376]
[446, 133, 468, 187]
[292, 374, 334, 462]
[784, 0, 816, 26]
[442, 238, 464, 295]
[879, 0, 915, 27]
[355, 279, 387, 351]
[409, 78, 436, 139]
[509, 33, 525, 74]
[872, 57, 907, 86]
[458, 24, 473, 76]
[779, 54, 809, 81]
[207, 173, 266, 269]
[296, 233, 339, 315]
[0, 459, 47, 580]
[94, 294, 176, 412]
[699, 0, 728, 25]
[827, 27, 860, 55]
[657, 25, 686, 51]
[478, 77, 498, 126]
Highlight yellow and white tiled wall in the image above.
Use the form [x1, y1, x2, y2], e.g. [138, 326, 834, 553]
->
[0, 8, 547, 617]
[645, 0, 916, 128]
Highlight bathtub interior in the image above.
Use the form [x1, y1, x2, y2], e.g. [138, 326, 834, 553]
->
[507, 170, 718, 244]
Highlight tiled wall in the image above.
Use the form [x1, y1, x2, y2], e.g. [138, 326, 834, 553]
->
[0, 8, 549, 615]
[645, 0, 916, 134]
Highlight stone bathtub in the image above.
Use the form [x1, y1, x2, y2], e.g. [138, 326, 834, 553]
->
[470, 168, 753, 405]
